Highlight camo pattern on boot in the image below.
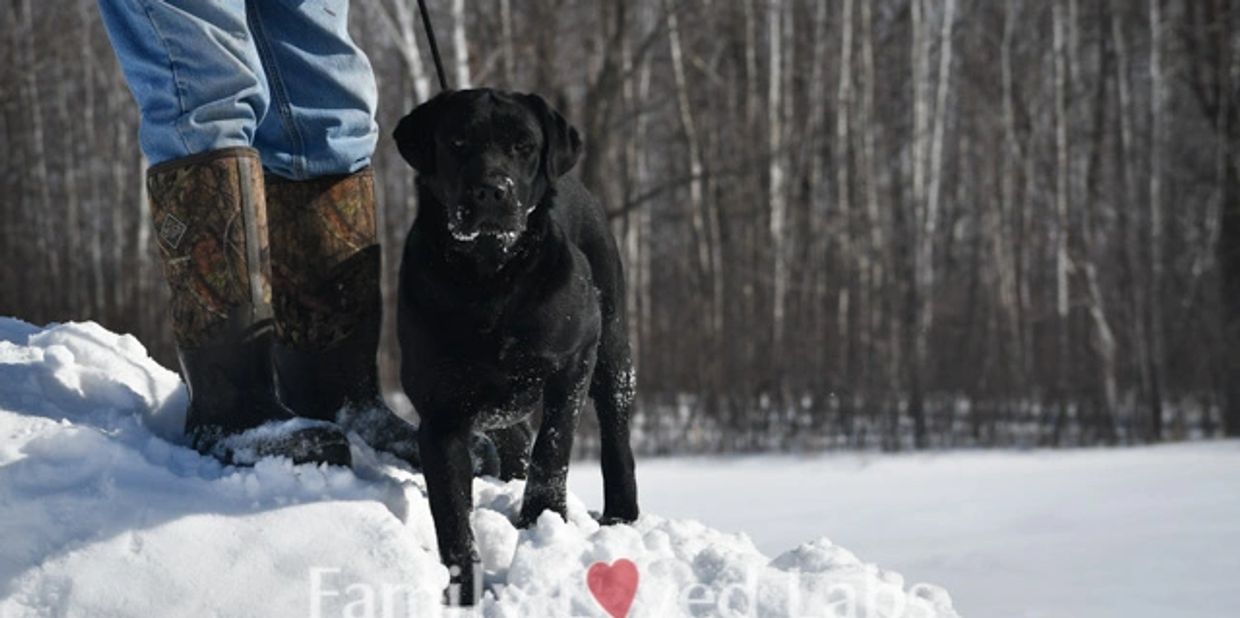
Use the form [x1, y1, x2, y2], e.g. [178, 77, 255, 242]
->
[266, 169, 381, 350]
[147, 148, 272, 348]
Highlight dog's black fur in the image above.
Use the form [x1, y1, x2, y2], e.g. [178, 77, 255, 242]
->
[393, 89, 639, 604]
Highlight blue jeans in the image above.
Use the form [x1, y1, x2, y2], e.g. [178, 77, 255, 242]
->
[98, 0, 378, 180]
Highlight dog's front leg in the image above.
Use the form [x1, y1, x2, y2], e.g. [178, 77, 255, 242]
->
[518, 354, 594, 527]
[418, 420, 480, 605]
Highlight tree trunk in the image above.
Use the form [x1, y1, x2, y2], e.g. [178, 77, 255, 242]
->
[1145, 0, 1166, 441]
[905, 0, 929, 451]
[768, 0, 788, 379]
[500, 0, 515, 86]
[452, 0, 472, 88]
[378, 0, 432, 102]
[1051, 0, 1073, 446]
[742, 0, 759, 131]
[20, 0, 56, 307]
[1185, 1, 1240, 436]
[999, 0, 1026, 398]
[1222, 122, 1240, 436]
[1082, 0, 1119, 443]
[860, 0, 893, 437]
[58, 41, 83, 314]
[834, 0, 855, 397]
[1112, 0, 1152, 437]
[666, 2, 721, 379]
[910, 0, 956, 449]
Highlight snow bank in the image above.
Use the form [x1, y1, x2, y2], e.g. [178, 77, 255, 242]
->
[0, 318, 957, 617]
[607, 444, 1240, 617]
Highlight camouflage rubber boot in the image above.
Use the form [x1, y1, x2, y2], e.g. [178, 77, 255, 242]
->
[147, 147, 352, 467]
[266, 168, 421, 467]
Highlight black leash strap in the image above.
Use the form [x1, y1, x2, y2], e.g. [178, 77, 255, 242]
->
[416, 0, 450, 92]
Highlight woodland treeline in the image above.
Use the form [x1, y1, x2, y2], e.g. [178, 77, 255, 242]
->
[1, 0, 1237, 452]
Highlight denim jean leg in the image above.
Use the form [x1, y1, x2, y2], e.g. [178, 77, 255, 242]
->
[97, 0, 270, 165]
[246, 0, 379, 180]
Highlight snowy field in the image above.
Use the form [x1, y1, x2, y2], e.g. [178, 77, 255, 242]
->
[0, 318, 955, 617]
[571, 442, 1240, 617]
[1, 318, 1234, 617]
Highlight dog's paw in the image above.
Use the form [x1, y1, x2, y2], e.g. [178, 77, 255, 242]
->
[515, 505, 567, 529]
[441, 559, 482, 607]
[514, 513, 538, 529]
[597, 513, 638, 526]
[597, 505, 639, 526]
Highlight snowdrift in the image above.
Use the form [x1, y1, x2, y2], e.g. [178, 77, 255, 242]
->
[0, 318, 958, 617]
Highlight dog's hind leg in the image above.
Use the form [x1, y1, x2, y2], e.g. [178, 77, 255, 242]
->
[487, 420, 534, 481]
[590, 316, 640, 524]
[519, 352, 594, 527]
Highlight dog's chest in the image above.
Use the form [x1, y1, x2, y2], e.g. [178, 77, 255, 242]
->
[442, 260, 599, 361]
[459, 299, 591, 372]
[400, 232, 601, 427]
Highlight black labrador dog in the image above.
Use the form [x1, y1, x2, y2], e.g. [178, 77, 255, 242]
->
[393, 89, 639, 604]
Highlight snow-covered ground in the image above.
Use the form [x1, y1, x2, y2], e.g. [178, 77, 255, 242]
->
[5, 318, 1235, 617]
[0, 318, 956, 618]
[571, 443, 1240, 618]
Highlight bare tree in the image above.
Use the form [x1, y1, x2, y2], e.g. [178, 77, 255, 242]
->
[1051, 0, 1073, 444]
[452, 0, 472, 88]
[1145, 0, 1167, 441]
[768, 0, 788, 366]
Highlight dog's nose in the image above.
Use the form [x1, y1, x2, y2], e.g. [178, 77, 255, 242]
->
[469, 177, 512, 206]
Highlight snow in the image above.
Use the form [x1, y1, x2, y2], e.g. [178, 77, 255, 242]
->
[570, 445, 1240, 618]
[0, 317, 956, 618]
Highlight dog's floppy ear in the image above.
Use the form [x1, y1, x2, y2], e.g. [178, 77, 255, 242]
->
[518, 93, 582, 180]
[393, 91, 454, 173]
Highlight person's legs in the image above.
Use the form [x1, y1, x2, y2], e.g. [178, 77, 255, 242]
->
[98, 0, 351, 466]
[245, 0, 378, 180]
[97, 0, 269, 164]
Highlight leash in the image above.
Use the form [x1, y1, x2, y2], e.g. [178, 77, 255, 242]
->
[416, 0, 451, 91]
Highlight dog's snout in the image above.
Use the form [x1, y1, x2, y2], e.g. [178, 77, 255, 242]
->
[454, 173, 522, 239]
[469, 176, 513, 206]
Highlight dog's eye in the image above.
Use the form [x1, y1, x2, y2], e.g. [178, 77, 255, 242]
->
[450, 137, 467, 150]
[513, 142, 535, 156]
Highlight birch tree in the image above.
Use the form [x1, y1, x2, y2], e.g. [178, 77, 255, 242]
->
[1052, 0, 1073, 443]
[834, 0, 856, 388]
[452, 0, 471, 88]
[666, 3, 715, 340]
[1145, 0, 1167, 441]
[768, 0, 788, 363]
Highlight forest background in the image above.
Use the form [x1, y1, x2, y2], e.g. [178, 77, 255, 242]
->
[2, 0, 1237, 453]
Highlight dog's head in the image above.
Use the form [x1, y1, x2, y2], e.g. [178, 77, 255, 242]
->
[394, 89, 582, 250]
